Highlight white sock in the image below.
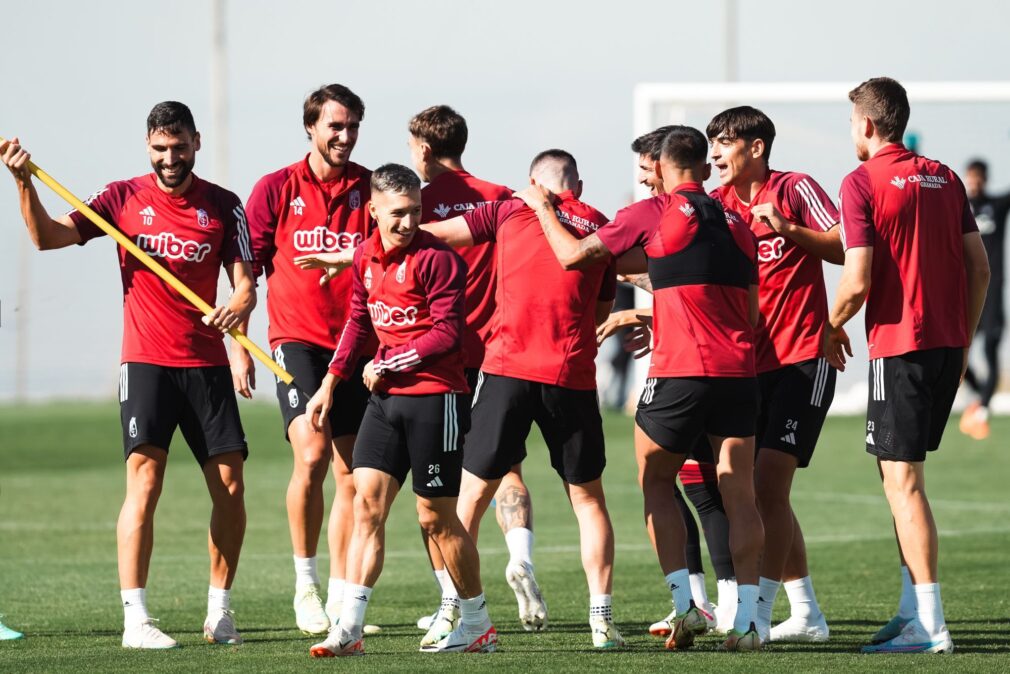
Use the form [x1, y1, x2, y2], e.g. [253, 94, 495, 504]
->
[689, 572, 711, 609]
[735, 584, 759, 633]
[327, 578, 345, 608]
[898, 565, 916, 620]
[756, 577, 781, 629]
[914, 583, 946, 636]
[505, 527, 534, 566]
[664, 569, 693, 615]
[338, 584, 372, 637]
[783, 576, 821, 620]
[717, 577, 738, 613]
[293, 555, 319, 589]
[207, 586, 230, 615]
[434, 568, 459, 600]
[589, 593, 612, 621]
[121, 587, 150, 627]
[460, 593, 489, 626]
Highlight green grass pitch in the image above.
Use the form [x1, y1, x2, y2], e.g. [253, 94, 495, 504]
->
[1, 402, 1007, 672]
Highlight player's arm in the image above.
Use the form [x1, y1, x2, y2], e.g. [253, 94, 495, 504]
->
[1, 138, 82, 249]
[294, 248, 358, 285]
[823, 246, 871, 371]
[619, 273, 653, 293]
[750, 202, 844, 264]
[513, 184, 613, 270]
[421, 215, 476, 248]
[372, 249, 465, 379]
[595, 300, 615, 327]
[962, 231, 991, 377]
[214, 262, 258, 398]
[616, 247, 647, 275]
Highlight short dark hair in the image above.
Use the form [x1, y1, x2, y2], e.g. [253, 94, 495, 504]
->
[660, 126, 708, 169]
[631, 125, 678, 161]
[303, 84, 365, 134]
[706, 106, 776, 163]
[529, 148, 577, 175]
[409, 105, 468, 160]
[848, 77, 909, 143]
[370, 163, 421, 195]
[147, 101, 197, 136]
[966, 158, 988, 178]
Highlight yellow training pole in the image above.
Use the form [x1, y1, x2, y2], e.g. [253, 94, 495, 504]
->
[2, 136, 293, 384]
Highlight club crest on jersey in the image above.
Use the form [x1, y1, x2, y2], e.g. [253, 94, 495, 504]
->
[890, 176, 906, 190]
[396, 261, 407, 283]
[196, 208, 210, 228]
[129, 417, 138, 438]
[364, 267, 373, 289]
[433, 203, 452, 219]
[288, 388, 299, 408]
[679, 203, 695, 217]
[289, 196, 306, 215]
[349, 190, 361, 210]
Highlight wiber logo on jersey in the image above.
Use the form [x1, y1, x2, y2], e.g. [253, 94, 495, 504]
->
[293, 227, 363, 252]
[368, 301, 418, 327]
[196, 208, 210, 228]
[679, 203, 695, 217]
[137, 232, 212, 262]
[556, 209, 600, 233]
[289, 196, 306, 215]
[349, 190, 362, 210]
[757, 236, 786, 262]
[890, 176, 907, 190]
[433, 203, 452, 219]
[364, 267, 373, 289]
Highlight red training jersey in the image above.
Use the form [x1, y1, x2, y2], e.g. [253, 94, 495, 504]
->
[712, 171, 838, 372]
[464, 192, 616, 390]
[328, 229, 468, 395]
[421, 169, 512, 369]
[839, 144, 977, 359]
[70, 174, 251, 367]
[246, 156, 373, 351]
[597, 183, 757, 378]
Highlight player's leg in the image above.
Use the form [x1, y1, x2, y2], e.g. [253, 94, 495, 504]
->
[496, 466, 547, 632]
[970, 327, 1002, 439]
[753, 449, 798, 639]
[117, 363, 178, 649]
[539, 383, 623, 649]
[276, 344, 334, 634]
[682, 466, 737, 632]
[863, 349, 958, 654]
[202, 452, 246, 645]
[675, 484, 714, 620]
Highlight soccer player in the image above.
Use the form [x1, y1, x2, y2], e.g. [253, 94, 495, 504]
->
[304, 164, 497, 656]
[422, 150, 624, 649]
[707, 106, 841, 643]
[597, 126, 737, 634]
[517, 127, 765, 652]
[825, 77, 989, 654]
[407, 105, 547, 640]
[243, 84, 374, 634]
[1, 102, 255, 648]
[959, 159, 1009, 440]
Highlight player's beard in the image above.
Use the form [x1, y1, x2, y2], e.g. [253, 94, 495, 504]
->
[153, 157, 195, 188]
[317, 138, 353, 169]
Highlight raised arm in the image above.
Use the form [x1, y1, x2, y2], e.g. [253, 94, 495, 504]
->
[421, 215, 475, 248]
[1, 138, 82, 249]
[513, 184, 613, 270]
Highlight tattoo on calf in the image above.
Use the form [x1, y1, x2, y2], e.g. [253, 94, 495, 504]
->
[495, 485, 532, 531]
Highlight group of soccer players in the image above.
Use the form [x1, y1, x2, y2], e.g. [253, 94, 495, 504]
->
[0, 74, 989, 656]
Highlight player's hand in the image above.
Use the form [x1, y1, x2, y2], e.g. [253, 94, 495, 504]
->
[362, 361, 383, 392]
[625, 324, 653, 359]
[229, 343, 256, 399]
[751, 202, 793, 235]
[596, 309, 648, 345]
[822, 324, 852, 371]
[203, 305, 242, 333]
[294, 251, 355, 285]
[0, 137, 33, 183]
[513, 184, 556, 214]
[305, 374, 338, 432]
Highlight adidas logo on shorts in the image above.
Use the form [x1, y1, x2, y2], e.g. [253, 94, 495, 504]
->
[780, 432, 797, 445]
[427, 476, 444, 488]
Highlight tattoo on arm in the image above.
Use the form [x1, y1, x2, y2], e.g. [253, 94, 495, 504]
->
[622, 273, 653, 292]
[577, 235, 609, 262]
[495, 485, 532, 532]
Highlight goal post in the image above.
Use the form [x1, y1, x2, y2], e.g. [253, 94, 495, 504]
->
[627, 81, 1010, 414]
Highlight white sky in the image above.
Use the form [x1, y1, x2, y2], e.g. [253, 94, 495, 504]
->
[2, 0, 1008, 400]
